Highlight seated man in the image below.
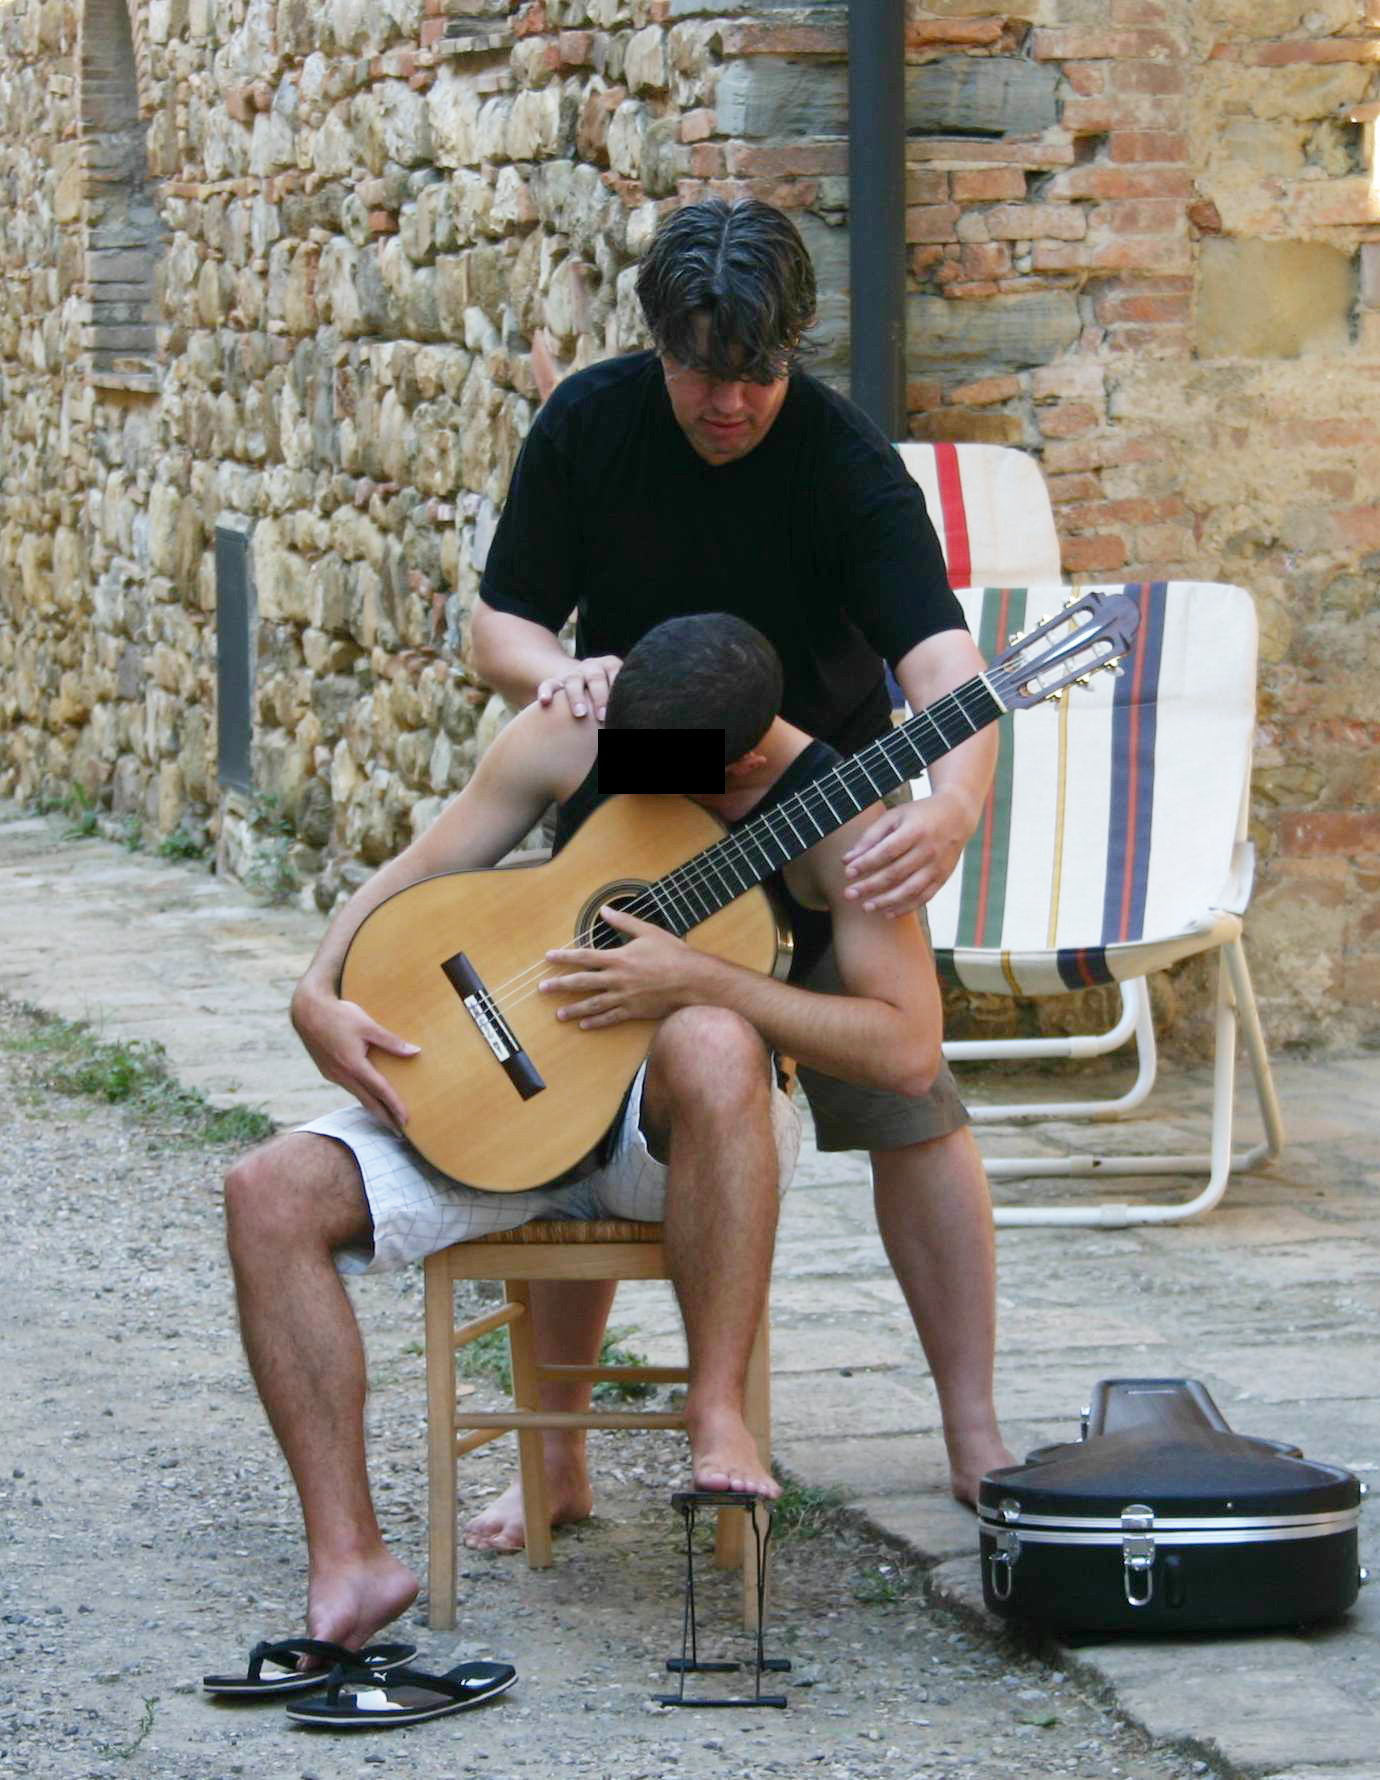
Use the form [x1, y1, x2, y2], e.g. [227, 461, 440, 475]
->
[223, 613, 941, 1652]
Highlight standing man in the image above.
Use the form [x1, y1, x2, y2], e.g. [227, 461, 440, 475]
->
[468, 198, 1015, 1544]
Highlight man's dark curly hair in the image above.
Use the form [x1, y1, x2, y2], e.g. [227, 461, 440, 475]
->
[635, 198, 817, 385]
[607, 614, 784, 764]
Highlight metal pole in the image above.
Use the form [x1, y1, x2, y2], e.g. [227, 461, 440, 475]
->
[847, 0, 907, 437]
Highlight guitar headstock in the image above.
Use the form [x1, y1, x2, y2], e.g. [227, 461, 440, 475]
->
[988, 590, 1141, 711]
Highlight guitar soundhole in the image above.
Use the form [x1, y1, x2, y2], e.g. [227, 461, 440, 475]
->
[575, 879, 665, 952]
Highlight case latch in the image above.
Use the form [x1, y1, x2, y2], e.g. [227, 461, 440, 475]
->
[988, 1500, 1023, 1600]
[1121, 1503, 1156, 1607]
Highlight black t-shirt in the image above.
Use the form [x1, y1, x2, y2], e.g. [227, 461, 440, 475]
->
[480, 352, 964, 755]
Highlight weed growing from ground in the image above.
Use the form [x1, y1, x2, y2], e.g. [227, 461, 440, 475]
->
[0, 999, 274, 1148]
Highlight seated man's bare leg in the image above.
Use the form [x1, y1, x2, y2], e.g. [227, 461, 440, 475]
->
[461, 1276, 614, 1552]
[224, 1132, 418, 1648]
[645, 1007, 782, 1499]
[871, 1127, 1016, 1504]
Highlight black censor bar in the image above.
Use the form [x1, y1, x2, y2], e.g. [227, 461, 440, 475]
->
[597, 728, 726, 796]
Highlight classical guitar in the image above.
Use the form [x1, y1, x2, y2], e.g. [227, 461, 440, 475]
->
[341, 589, 1140, 1190]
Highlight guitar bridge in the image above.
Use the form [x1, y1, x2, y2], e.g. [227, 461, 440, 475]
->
[441, 951, 546, 1102]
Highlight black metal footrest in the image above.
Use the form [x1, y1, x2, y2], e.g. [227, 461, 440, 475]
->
[655, 1489, 791, 1709]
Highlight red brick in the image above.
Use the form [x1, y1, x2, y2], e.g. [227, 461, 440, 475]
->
[906, 378, 945, 412]
[368, 210, 398, 234]
[950, 167, 1026, 202]
[513, 1, 546, 37]
[420, 18, 445, 46]
[1095, 289, 1191, 324]
[1106, 322, 1192, 354]
[1243, 38, 1380, 65]
[912, 409, 1026, 446]
[908, 17, 1004, 46]
[944, 281, 1003, 300]
[680, 109, 714, 143]
[946, 374, 1022, 406]
[907, 169, 950, 205]
[725, 141, 847, 177]
[1333, 506, 1380, 551]
[959, 242, 1012, 280]
[909, 245, 946, 274]
[1063, 497, 1181, 528]
[1064, 64, 1105, 96]
[688, 144, 726, 179]
[908, 138, 1075, 168]
[1090, 198, 1185, 234]
[1047, 165, 1192, 200]
[1308, 469, 1357, 501]
[906, 203, 960, 242]
[1108, 132, 1188, 163]
[1032, 27, 1181, 58]
[1046, 472, 1104, 505]
[1062, 95, 1183, 134]
[1042, 435, 1160, 474]
[718, 21, 845, 55]
[1033, 237, 1191, 274]
[225, 85, 253, 123]
[1282, 812, 1380, 857]
[1061, 533, 1128, 572]
[1039, 402, 1101, 439]
[1276, 419, 1380, 449]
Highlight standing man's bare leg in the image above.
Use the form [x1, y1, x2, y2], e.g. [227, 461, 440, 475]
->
[871, 1127, 1016, 1504]
[645, 1008, 784, 1498]
[462, 1276, 616, 1552]
[224, 1133, 418, 1647]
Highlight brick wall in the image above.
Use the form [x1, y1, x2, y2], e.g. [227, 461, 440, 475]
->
[0, 0, 1376, 1053]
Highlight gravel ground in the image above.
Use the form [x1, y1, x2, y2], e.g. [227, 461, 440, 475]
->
[0, 998, 1216, 1780]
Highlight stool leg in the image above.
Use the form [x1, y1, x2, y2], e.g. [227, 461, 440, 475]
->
[425, 1253, 459, 1631]
[506, 1280, 554, 1567]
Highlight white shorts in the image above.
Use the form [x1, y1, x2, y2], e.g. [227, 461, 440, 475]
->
[303, 1063, 801, 1275]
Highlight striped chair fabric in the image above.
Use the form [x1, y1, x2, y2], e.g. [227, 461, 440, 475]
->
[926, 581, 1257, 996]
[894, 441, 1063, 589]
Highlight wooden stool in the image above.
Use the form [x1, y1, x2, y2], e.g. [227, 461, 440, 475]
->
[424, 1219, 772, 1631]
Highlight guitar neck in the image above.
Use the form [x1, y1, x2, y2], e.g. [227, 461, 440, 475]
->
[649, 672, 1008, 936]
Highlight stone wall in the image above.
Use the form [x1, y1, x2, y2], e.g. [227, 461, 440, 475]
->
[0, 0, 1377, 1053]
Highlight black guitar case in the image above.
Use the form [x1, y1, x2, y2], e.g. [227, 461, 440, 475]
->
[976, 1379, 1366, 1633]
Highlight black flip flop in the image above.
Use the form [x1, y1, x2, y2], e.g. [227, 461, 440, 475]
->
[202, 1637, 417, 1699]
[285, 1659, 517, 1728]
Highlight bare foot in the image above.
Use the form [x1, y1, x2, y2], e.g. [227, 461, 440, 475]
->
[948, 1432, 1018, 1508]
[305, 1549, 419, 1655]
[462, 1469, 594, 1553]
[686, 1402, 780, 1499]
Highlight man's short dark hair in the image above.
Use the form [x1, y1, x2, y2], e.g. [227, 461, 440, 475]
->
[608, 614, 784, 764]
[635, 199, 816, 386]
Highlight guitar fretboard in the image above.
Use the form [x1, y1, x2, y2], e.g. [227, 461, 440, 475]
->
[647, 672, 1006, 936]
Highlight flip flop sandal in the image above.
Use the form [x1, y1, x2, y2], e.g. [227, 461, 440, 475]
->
[284, 1659, 518, 1728]
[202, 1637, 417, 1698]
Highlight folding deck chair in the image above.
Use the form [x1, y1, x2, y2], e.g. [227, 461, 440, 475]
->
[923, 581, 1284, 1227]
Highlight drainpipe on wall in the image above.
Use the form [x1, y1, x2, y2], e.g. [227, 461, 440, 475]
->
[847, 0, 907, 440]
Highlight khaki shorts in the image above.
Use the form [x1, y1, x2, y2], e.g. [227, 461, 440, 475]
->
[792, 937, 969, 1152]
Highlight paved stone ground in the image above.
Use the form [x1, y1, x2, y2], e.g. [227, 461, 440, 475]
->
[2, 805, 1377, 1778]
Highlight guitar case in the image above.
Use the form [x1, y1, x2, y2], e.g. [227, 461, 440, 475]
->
[976, 1379, 1366, 1633]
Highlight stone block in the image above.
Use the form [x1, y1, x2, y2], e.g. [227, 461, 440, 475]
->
[716, 55, 1057, 139]
[908, 290, 1081, 370]
[1197, 239, 1355, 360]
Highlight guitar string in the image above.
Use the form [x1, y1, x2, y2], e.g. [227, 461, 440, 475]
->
[470, 642, 1098, 1029]
[468, 637, 1107, 1027]
[474, 676, 1005, 1021]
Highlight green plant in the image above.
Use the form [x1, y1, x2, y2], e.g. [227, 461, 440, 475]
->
[61, 785, 99, 840]
[769, 1472, 850, 1540]
[246, 835, 299, 904]
[853, 1560, 914, 1605]
[118, 814, 143, 852]
[157, 827, 208, 861]
[456, 1327, 513, 1393]
[102, 1695, 157, 1760]
[1, 1002, 274, 1147]
[592, 1326, 655, 1403]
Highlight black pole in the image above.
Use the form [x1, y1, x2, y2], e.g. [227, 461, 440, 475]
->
[847, 0, 907, 438]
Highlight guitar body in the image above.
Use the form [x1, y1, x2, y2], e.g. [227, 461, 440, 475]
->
[340, 794, 790, 1192]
